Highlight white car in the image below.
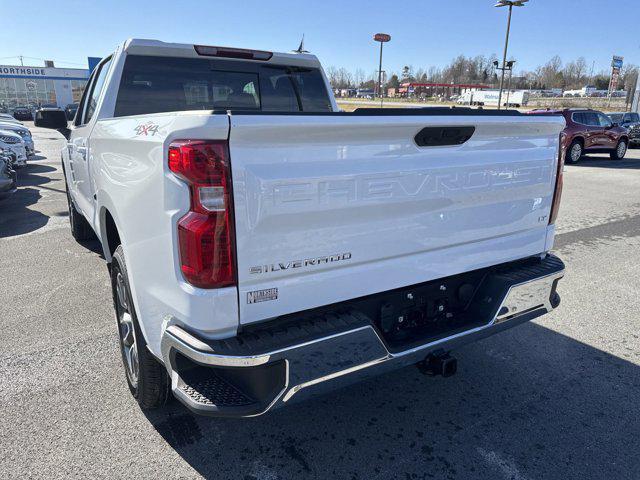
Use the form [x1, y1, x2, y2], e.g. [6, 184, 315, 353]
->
[36, 39, 566, 417]
[0, 113, 24, 125]
[0, 122, 34, 156]
[0, 130, 27, 167]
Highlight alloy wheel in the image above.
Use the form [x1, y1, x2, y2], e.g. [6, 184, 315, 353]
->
[116, 271, 139, 387]
[570, 143, 582, 162]
[67, 195, 75, 230]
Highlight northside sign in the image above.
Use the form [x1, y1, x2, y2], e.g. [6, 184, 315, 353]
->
[0, 65, 46, 76]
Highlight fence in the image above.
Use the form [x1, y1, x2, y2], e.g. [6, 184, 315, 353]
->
[527, 97, 629, 111]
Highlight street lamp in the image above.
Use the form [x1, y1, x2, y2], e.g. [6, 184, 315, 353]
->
[493, 59, 515, 108]
[505, 60, 516, 107]
[494, 0, 527, 109]
[373, 33, 391, 107]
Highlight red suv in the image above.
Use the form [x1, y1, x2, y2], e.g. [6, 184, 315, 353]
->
[527, 109, 629, 163]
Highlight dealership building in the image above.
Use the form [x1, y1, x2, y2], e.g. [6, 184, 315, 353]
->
[0, 60, 97, 111]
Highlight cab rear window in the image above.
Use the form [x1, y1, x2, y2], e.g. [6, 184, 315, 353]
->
[114, 55, 332, 117]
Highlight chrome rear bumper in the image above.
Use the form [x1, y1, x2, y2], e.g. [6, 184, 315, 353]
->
[161, 254, 564, 417]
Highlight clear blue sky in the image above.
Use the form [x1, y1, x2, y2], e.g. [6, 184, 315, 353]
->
[1, 0, 638, 76]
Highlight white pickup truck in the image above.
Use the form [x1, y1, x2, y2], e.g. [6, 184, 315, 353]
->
[36, 39, 566, 417]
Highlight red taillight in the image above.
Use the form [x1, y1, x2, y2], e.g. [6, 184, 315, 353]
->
[169, 140, 235, 288]
[549, 135, 565, 225]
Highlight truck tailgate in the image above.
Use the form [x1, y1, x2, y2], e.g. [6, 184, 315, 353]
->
[228, 113, 565, 324]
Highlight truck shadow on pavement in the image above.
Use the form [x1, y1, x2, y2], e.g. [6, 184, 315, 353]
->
[143, 322, 639, 480]
[0, 163, 62, 238]
[0, 187, 50, 238]
[0, 163, 102, 259]
[17, 163, 62, 189]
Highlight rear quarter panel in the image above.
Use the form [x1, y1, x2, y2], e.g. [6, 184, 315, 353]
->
[90, 112, 238, 356]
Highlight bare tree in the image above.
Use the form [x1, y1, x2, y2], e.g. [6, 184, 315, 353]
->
[330, 54, 628, 93]
[325, 66, 339, 88]
[401, 65, 414, 82]
[354, 68, 365, 88]
[538, 56, 564, 89]
[620, 64, 638, 90]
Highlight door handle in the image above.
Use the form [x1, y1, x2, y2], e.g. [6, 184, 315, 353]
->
[77, 145, 87, 161]
[414, 126, 475, 147]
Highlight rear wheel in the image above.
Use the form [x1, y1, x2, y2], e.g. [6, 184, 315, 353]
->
[111, 245, 170, 409]
[567, 140, 583, 164]
[610, 139, 627, 160]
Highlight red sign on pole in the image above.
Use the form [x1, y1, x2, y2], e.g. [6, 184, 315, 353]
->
[373, 33, 391, 42]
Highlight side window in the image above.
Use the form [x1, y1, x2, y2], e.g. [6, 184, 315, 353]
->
[583, 112, 599, 126]
[597, 113, 612, 128]
[83, 57, 112, 124]
[74, 68, 99, 127]
[572, 112, 584, 124]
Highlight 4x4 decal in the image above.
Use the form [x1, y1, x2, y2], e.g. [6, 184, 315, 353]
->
[134, 122, 159, 136]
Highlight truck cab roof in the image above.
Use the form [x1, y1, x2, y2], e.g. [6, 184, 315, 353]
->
[120, 38, 322, 69]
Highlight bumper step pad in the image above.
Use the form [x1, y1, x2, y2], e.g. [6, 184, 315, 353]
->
[179, 371, 254, 407]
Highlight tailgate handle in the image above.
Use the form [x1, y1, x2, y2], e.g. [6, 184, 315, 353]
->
[414, 126, 475, 147]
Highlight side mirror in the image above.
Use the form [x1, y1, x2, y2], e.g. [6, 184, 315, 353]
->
[611, 122, 619, 128]
[34, 109, 70, 139]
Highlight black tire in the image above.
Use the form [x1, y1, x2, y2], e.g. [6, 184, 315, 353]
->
[610, 139, 627, 160]
[111, 245, 170, 409]
[567, 140, 583, 164]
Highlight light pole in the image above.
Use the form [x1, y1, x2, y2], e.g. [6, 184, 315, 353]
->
[495, 0, 527, 109]
[374, 33, 391, 107]
[505, 60, 515, 107]
[493, 59, 515, 108]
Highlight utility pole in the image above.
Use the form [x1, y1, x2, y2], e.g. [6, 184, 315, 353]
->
[373, 33, 391, 107]
[505, 61, 515, 107]
[497, 4, 512, 110]
[495, 1, 528, 109]
[19, 55, 24, 66]
[627, 75, 638, 112]
[378, 42, 383, 107]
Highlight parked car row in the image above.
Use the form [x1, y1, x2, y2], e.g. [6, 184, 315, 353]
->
[527, 108, 631, 163]
[0, 147, 17, 199]
[0, 112, 34, 200]
[0, 113, 33, 167]
[11, 106, 34, 121]
[0, 114, 34, 156]
[3, 103, 79, 122]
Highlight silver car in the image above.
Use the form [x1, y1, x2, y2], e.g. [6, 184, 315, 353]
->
[0, 130, 27, 167]
[0, 113, 23, 125]
[0, 122, 34, 156]
[0, 149, 17, 198]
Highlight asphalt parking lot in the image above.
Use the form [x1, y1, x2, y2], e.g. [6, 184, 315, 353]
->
[1, 123, 639, 480]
